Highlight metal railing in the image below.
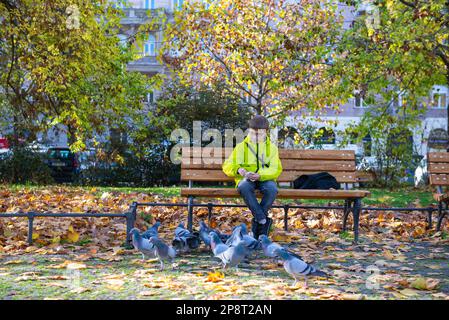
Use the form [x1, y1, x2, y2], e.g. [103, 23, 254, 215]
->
[0, 202, 138, 247]
[0, 200, 441, 247]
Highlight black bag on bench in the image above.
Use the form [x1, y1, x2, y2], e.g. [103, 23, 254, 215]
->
[293, 172, 340, 190]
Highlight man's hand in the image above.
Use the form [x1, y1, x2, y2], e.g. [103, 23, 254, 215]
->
[238, 168, 248, 177]
[246, 172, 260, 181]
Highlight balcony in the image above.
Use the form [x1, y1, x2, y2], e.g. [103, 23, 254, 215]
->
[127, 55, 164, 74]
[120, 8, 166, 25]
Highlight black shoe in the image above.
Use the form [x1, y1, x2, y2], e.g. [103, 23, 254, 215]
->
[258, 217, 273, 237]
[251, 218, 259, 239]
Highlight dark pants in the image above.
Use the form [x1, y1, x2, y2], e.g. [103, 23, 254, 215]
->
[237, 179, 278, 222]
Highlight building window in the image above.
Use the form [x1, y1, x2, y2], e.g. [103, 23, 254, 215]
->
[173, 0, 184, 10]
[362, 134, 372, 156]
[353, 90, 367, 108]
[431, 85, 448, 109]
[144, 34, 156, 56]
[241, 92, 251, 105]
[147, 91, 154, 104]
[144, 0, 155, 9]
[113, 0, 128, 8]
[203, 0, 211, 9]
[110, 128, 128, 145]
[117, 34, 128, 48]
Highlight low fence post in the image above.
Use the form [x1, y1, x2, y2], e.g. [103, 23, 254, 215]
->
[27, 211, 35, 246]
[207, 202, 213, 224]
[124, 202, 137, 248]
[283, 205, 289, 231]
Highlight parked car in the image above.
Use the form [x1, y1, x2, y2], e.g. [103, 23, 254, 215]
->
[45, 147, 79, 182]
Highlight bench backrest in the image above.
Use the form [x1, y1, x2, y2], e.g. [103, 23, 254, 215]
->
[181, 147, 357, 184]
[428, 152, 449, 187]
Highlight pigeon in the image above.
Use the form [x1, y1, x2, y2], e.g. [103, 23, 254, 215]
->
[209, 231, 229, 256]
[225, 225, 244, 246]
[199, 221, 230, 246]
[172, 223, 200, 252]
[149, 237, 177, 270]
[199, 221, 212, 247]
[215, 241, 248, 269]
[129, 228, 156, 260]
[274, 248, 328, 287]
[227, 225, 260, 251]
[141, 221, 161, 239]
[174, 223, 190, 238]
[238, 223, 249, 235]
[259, 235, 303, 260]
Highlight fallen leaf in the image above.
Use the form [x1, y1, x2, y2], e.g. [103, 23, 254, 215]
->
[205, 271, 225, 283]
[410, 277, 440, 291]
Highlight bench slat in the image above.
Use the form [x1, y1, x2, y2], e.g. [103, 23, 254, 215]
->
[181, 169, 357, 183]
[429, 163, 449, 174]
[429, 174, 449, 186]
[428, 152, 449, 163]
[181, 188, 370, 199]
[182, 147, 355, 161]
[182, 159, 356, 171]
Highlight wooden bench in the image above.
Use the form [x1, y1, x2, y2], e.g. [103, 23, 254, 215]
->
[180, 147, 370, 243]
[427, 152, 449, 230]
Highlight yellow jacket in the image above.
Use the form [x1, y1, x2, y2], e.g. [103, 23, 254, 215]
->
[222, 135, 283, 187]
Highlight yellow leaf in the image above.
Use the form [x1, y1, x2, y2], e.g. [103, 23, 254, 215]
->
[66, 262, 87, 270]
[105, 279, 125, 291]
[410, 278, 440, 291]
[383, 250, 395, 260]
[205, 271, 225, 283]
[4, 260, 24, 265]
[399, 288, 419, 297]
[139, 290, 157, 296]
[51, 236, 61, 244]
[341, 293, 365, 300]
[66, 225, 79, 243]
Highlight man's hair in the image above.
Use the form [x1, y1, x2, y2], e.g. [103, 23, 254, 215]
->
[248, 115, 269, 130]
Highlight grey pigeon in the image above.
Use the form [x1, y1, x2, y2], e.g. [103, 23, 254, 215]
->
[225, 225, 243, 246]
[129, 228, 156, 260]
[149, 237, 177, 270]
[274, 248, 328, 287]
[215, 241, 248, 269]
[259, 235, 303, 260]
[141, 221, 161, 239]
[209, 231, 229, 256]
[227, 226, 260, 251]
[199, 221, 231, 247]
[172, 223, 200, 252]
[199, 221, 212, 247]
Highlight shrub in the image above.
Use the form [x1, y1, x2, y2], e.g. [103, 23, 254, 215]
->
[0, 146, 54, 184]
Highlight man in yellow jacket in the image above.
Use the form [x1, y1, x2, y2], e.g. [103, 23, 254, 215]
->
[222, 115, 282, 238]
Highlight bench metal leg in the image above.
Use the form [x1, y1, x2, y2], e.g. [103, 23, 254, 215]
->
[187, 196, 194, 232]
[352, 198, 362, 244]
[342, 200, 353, 232]
[437, 201, 447, 232]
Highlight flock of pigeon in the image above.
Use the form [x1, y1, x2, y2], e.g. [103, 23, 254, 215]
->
[129, 221, 328, 287]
